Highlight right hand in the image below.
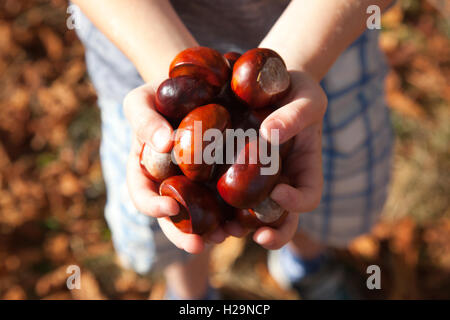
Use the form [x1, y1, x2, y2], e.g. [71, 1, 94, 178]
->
[123, 84, 227, 254]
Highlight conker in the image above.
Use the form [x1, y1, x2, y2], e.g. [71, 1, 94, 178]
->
[235, 208, 287, 230]
[169, 47, 231, 90]
[217, 137, 282, 220]
[232, 175, 290, 228]
[204, 180, 236, 223]
[213, 81, 248, 128]
[155, 76, 217, 119]
[223, 52, 241, 69]
[231, 48, 290, 109]
[160, 176, 221, 235]
[139, 143, 178, 183]
[173, 104, 231, 181]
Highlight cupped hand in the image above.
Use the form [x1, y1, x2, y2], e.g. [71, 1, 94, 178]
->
[226, 71, 327, 250]
[123, 84, 227, 254]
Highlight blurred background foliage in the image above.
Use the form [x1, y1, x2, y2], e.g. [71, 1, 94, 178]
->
[0, 0, 448, 300]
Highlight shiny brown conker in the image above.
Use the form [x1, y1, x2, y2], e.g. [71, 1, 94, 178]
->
[217, 137, 281, 209]
[232, 175, 290, 228]
[160, 175, 222, 235]
[223, 52, 241, 69]
[235, 208, 287, 230]
[231, 48, 291, 109]
[173, 104, 231, 181]
[139, 143, 179, 183]
[169, 47, 231, 90]
[155, 76, 217, 119]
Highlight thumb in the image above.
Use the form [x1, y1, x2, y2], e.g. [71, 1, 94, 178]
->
[123, 84, 174, 153]
[260, 72, 327, 144]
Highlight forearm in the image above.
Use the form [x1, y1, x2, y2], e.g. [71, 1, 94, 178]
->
[72, 0, 198, 88]
[260, 0, 393, 81]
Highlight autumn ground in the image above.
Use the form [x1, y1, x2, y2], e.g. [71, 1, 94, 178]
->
[0, 0, 448, 300]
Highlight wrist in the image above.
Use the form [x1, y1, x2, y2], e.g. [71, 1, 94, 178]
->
[136, 42, 199, 91]
[257, 43, 325, 83]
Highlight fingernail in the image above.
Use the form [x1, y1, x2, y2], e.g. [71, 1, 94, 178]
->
[162, 200, 179, 216]
[157, 196, 179, 217]
[152, 126, 171, 152]
[255, 230, 271, 244]
[261, 118, 285, 143]
[270, 185, 285, 204]
[166, 208, 179, 216]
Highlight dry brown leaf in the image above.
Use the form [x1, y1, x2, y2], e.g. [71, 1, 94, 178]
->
[0, 21, 18, 57]
[44, 234, 70, 262]
[59, 172, 82, 197]
[70, 270, 106, 300]
[386, 90, 427, 119]
[148, 280, 166, 300]
[2, 285, 26, 300]
[349, 235, 380, 260]
[382, 3, 404, 28]
[35, 265, 71, 297]
[38, 27, 63, 61]
[63, 60, 86, 85]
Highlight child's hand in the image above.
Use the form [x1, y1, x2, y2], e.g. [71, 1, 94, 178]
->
[123, 84, 227, 254]
[225, 71, 327, 250]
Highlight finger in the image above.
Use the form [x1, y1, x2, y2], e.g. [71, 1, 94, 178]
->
[223, 220, 250, 238]
[253, 212, 299, 250]
[126, 137, 179, 218]
[158, 217, 205, 254]
[123, 83, 173, 153]
[272, 140, 324, 213]
[260, 72, 327, 144]
[271, 183, 322, 214]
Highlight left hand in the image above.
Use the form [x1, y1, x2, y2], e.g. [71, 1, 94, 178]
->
[225, 70, 327, 250]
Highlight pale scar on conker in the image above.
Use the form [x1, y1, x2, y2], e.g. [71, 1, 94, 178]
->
[257, 57, 290, 96]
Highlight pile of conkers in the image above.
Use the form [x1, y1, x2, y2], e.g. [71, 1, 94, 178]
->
[140, 47, 293, 235]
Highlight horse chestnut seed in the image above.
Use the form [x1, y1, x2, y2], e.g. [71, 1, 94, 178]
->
[235, 208, 287, 230]
[155, 76, 217, 119]
[160, 175, 221, 235]
[233, 175, 290, 228]
[217, 138, 281, 209]
[173, 104, 231, 181]
[231, 48, 290, 109]
[139, 143, 178, 183]
[248, 197, 287, 225]
[217, 137, 290, 224]
[169, 47, 231, 90]
[223, 52, 241, 69]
